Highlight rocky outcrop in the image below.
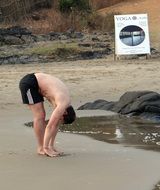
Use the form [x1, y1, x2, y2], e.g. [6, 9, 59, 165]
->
[0, 26, 113, 64]
[0, 26, 33, 45]
[0, 26, 159, 64]
[78, 91, 160, 122]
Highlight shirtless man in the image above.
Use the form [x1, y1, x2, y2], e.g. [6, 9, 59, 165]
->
[19, 73, 76, 157]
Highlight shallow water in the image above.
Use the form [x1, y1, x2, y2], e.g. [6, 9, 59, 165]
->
[60, 115, 160, 152]
[25, 115, 160, 189]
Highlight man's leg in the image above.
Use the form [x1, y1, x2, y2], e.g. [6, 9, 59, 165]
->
[29, 102, 46, 155]
[49, 128, 63, 155]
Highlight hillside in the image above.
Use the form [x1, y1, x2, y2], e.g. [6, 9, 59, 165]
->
[98, 0, 160, 49]
[0, 0, 159, 51]
[91, 0, 135, 9]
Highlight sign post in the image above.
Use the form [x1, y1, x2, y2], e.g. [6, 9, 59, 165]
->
[114, 14, 150, 59]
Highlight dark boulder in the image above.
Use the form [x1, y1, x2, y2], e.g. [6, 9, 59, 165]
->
[78, 99, 115, 110]
[0, 26, 32, 37]
[0, 26, 33, 45]
[78, 91, 160, 122]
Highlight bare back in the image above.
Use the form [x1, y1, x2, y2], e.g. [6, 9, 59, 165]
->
[35, 73, 70, 107]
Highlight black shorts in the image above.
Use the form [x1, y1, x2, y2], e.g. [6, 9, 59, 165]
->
[19, 73, 44, 104]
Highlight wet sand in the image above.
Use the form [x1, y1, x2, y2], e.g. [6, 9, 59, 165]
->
[1, 58, 160, 190]
[1, 106, 160, 190]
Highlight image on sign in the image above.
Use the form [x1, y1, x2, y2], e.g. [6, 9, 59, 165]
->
[119, 25, 145, 46]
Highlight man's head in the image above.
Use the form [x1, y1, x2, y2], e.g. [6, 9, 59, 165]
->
[63, 105, 76, 124]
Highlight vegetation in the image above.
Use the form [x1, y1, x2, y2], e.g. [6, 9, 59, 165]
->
[91, 0, 127, 9]
[0, 0, 122, 33]
[86, 11, 117, 32]
[59, 0, 90, 13]
[27, 42, 79, 56]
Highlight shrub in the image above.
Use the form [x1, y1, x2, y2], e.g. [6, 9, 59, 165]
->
[87, 11, 120, 32]
[59, 0, 90, 13]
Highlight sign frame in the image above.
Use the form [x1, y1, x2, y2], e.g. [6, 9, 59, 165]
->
[114, 14, 150, 58]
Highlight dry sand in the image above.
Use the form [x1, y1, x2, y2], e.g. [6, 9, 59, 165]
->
[0, 58, 160, 190]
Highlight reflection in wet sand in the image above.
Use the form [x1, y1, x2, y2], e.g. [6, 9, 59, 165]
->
[25, 115, 160, 189]
[25, 115, 160, 152]
[60, 115, 160, 152]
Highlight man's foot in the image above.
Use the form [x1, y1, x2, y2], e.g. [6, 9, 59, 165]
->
[50, 146, 64, 156]
[37, 147, 45, 155]
[43, 147, 59, 157]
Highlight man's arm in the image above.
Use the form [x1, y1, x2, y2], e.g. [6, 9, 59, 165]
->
[43, 105, 65, 156]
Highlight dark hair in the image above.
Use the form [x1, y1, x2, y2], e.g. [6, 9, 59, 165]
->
[63, 105, 76, 124]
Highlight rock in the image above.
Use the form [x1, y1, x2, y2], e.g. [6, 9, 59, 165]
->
[21, 35, 36, 43]
[0, 35, 24, 45]
[49, 32, 61, 40]
[0, 28, 114, 63]
[92, 36, 100, 42]
[79, 49, 109, 59]
[59, 34, 68, 40]
[78, 99, 115, 110]
[0, 26, 32, 36]
[0, 54, 39, 65]
[78, 91, 160, 122]
[0, 26, 33, 45]
[111, 91, 154, 113]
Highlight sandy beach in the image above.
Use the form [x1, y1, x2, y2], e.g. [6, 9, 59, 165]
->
[1, 58, 160, 190]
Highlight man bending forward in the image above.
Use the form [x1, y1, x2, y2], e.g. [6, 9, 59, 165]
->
[19, 73, 76, 157]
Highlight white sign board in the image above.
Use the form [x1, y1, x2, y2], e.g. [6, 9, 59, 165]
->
[114, 14, 150, 55]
